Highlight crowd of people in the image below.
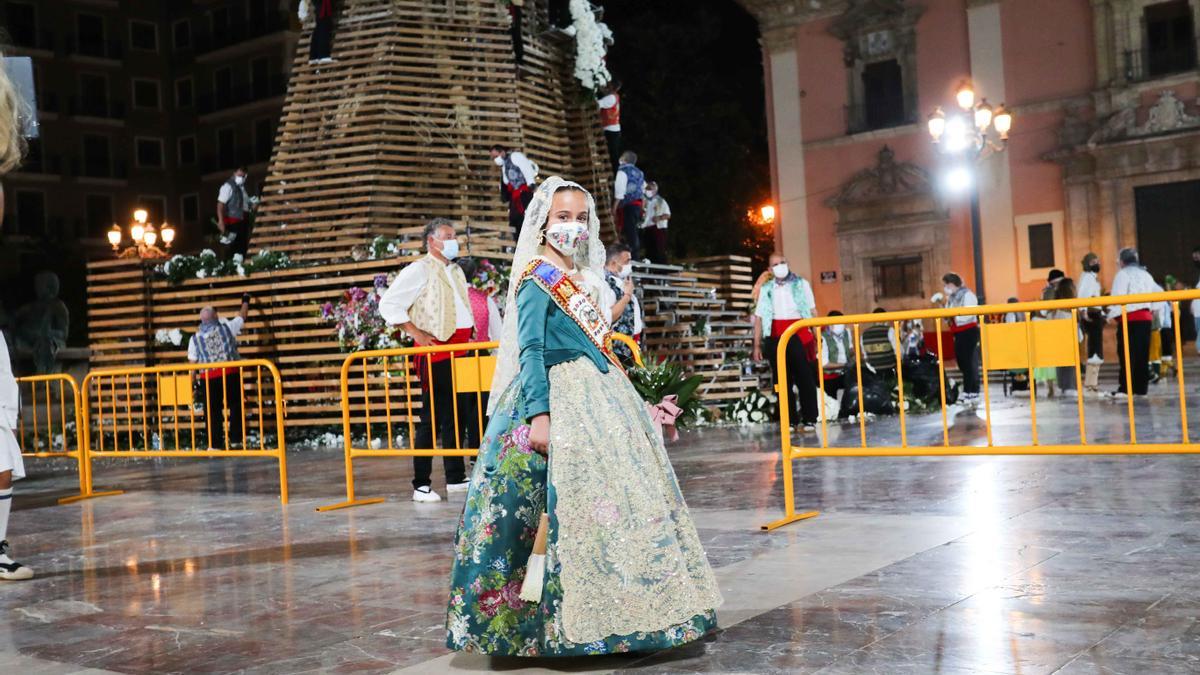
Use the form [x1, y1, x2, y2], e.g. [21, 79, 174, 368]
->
[747, 246, 1199, 432]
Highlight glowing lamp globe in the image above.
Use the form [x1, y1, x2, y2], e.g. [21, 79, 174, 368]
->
[760, 204, 776, 224]
[107, 224, 122, 249]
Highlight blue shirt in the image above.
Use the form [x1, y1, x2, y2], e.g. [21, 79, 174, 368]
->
[517, 280, 611, 421]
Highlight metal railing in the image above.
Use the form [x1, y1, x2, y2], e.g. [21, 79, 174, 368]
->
[15, 374, 123, 504]
[764, 289, 1200, 531]
[81, 359, 289, 503]
[319, 335, 644, 511]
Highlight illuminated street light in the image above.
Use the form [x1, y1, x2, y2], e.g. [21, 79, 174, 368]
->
[114, 209, 173, 259]
[760, 204, 776, 224]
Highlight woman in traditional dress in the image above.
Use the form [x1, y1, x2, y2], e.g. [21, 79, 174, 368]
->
[445, 177, 721, 656]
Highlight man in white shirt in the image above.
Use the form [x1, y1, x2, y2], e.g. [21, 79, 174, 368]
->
[640, 181, 672, 264]
[752, 253, 819, 430]
[612, 151, 646, 259]
[597, 80, 621, 171]
[489, 145, 537, 242]
[187, 295, 250, 450]
[1105, 248, 1157, 397]
[216, 167, 255, 258]
[379, 218, 474, 501]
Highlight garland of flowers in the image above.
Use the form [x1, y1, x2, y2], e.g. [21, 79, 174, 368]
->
[724, 390, 776, 426]
[156, 249, 293, 285]
[568, 0, 613, 93]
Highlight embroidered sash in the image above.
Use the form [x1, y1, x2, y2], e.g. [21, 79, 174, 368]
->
[520, 259, 624, 372]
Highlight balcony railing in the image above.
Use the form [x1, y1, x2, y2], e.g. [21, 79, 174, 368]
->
[1124, 48, 1198, 83]
[193, 14, 292, 54]
[196, 76, 288, 115]
[845, 95, 916, 136]
[67, 97, 126, 120]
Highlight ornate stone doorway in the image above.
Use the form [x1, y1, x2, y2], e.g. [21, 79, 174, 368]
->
[828, 146, 951, 313]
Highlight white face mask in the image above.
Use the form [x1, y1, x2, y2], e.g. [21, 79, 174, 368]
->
[618, 263, 633, 278]
[235, 175, 246, 186]
[438, 238, 459, 260]
[645, 190, 657, 199]
[493, 155, 505, 167]
[545, 223, 588, 256]
[830, 324, 846, 335]
[772, 263, 789, 279]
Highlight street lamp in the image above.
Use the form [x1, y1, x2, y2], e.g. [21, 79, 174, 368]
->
[928, 80, 1013, 301]
[109, 208, 176, 259]
[760, 204, 776, 224]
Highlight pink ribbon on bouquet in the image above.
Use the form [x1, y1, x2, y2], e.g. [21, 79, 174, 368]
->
[647, 395, 683, 443]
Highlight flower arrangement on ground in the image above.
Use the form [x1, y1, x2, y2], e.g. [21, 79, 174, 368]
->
[626, 354, 705, 429]
[724, 389, 776, 426]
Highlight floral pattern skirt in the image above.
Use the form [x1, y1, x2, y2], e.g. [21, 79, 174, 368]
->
[445, 360, 718, 657]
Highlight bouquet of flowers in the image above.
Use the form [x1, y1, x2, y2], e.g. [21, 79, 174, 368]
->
[469, 258, 509, 298]
[154, 328, 189, 348]
[724, 390, 776, 426]
[319, 274, 413, 353]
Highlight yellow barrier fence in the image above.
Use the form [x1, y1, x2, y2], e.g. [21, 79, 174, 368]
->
[765, 289, 1200, 531]
[15, 374, 123, 504]
[318, 334, 644, 512]
[81, 359, 289, 503]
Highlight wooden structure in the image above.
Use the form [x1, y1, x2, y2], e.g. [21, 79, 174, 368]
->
[85, 0, 764, 429]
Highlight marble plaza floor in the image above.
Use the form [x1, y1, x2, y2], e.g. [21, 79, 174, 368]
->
[4, 385, 1200, 673]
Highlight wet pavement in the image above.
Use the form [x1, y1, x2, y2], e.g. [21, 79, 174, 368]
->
[3, 382, 1200, 673]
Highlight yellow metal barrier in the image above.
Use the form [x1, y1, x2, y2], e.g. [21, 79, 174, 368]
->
[81, 359, 289, 503]
[318, 334, 644, 511]
[15, 374, 123, 504]
[764, 289, 1200, 531]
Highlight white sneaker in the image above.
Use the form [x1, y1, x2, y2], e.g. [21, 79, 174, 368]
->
[1062, 389, 1078, 398]
[1103, 391, 1128, 400]
[0, 541, 33, 581]
[412, 487, 442, 503]
[1087, 355, 1104, 365]
[446, 481, 470, 493]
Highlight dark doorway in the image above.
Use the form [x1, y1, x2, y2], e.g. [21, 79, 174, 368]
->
[1134, 180, 1200, 284]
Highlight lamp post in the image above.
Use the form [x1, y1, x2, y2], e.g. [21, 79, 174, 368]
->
[108, 208, 176, 259]
[927, 80, 1012, 302]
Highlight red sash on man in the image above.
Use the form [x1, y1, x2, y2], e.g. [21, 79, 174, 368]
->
[414, 327, 473, 390]
[1126, 309, 1153, 322]
[614, 198, 644, 233]
[949, 319, 978, 334]
[772, 318, 816, 363]
[503, 183, 533, 216]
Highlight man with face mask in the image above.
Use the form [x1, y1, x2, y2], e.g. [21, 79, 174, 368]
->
[1077, 252, 1104, 391]
[216, 166, 255, 258]
[379, 218, 474, 502]
[752, 253, 819, 431]
[820, 310, 854, 405]
[612, 151, 646, 260]
[640, 181, 671, 264]
[602, 243, 641, 365]
[938, 273, 980, 402]
[490, 145, 538, 242]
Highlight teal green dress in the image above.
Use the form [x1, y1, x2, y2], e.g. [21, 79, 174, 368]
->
[445, 269, 720, 657]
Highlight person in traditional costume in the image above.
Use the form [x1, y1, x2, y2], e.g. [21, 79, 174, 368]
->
[379, 218, 474, 502]
[187, 296, 250, 450]
[0, 332, 31, 580]
[445, 177, 721, 656]
[490, 145, 538, 243]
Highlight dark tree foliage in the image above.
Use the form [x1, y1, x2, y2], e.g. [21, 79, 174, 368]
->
[600, 0, 771, 262]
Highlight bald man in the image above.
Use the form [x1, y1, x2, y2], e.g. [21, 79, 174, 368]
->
[187, 295, 250, 450]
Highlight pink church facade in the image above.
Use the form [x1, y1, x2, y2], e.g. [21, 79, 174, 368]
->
[739, 0, 1200, 314]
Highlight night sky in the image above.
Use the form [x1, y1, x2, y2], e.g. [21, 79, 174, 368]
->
[599, 0, 771, 263]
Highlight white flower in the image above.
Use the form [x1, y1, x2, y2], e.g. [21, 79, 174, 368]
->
[168, 328, 183, 346]
[196, 269, 207, 278]
[370, 437, 383, 450]
[236, 265, 246, 277]
[232, 253, 244, 263]
[155, 328, 169, 344]
[200, 248, 216, 258]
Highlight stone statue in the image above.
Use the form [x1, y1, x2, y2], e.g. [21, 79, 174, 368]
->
[12, 271, 69, 374]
